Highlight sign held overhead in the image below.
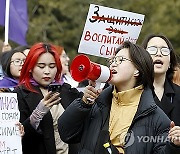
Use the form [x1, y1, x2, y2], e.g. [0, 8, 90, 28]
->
[78, 4, 145, 58]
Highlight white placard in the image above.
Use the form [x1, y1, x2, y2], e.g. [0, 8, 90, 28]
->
[78, 4, 145, 58]
[0, 93, 20, 122]
[0, 93, 22, 154]
[0, 122, 22, 154]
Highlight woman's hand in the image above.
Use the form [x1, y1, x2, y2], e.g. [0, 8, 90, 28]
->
[41, 91, 61, 109]
[82, 80, 102, 105]
[168, 121, 180, 146]
[2, 43, 12, 52]
[15, 122, 25, 137]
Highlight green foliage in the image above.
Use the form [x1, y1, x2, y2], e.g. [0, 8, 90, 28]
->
[27, 0, 180, 61]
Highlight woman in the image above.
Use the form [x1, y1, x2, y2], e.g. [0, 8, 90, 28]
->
[58, 41, 180, 153]
[0, 48, 26, 91]
[55, 45, 79, 88]
[172, 65, 180, 86]
[0, 45, 29, 80]
[13, 45, 30, 56]
[142, 34, 180, 146]
[14, 42, 69, 154]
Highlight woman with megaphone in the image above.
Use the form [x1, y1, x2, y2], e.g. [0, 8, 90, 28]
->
[58, 41, 180, 154]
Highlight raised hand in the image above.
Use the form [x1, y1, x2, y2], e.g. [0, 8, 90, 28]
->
[15, 122, 25, 137]
[168, 121, 180, 146]
[82, 80, 102, 105]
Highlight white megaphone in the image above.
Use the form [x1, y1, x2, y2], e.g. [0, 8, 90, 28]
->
[70, 54, 112, 89]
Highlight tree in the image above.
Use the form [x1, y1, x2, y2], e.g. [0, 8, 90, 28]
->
[26, 0, 180, 57]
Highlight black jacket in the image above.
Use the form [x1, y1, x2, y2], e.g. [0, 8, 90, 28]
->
[58, 86, 180, 154]
[14, 83, 83, 154]
[154, 79, 180, 126]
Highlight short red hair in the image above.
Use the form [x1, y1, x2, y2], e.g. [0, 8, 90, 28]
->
[54, 45, 64, 56]
[172, 66, 180, 86]
[19, 42, 62, 92]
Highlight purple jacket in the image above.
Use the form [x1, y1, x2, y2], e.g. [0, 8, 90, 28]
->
[0, 76, 18, 88]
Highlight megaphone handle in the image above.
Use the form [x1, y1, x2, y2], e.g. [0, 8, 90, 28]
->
[95, 82, 101, 90]
[86, 82, 101, 102]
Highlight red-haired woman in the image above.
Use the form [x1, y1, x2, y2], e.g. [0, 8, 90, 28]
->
[14, 42, 69, 154]
[172, 65, 180, 86]
[55, 45, 79, 88]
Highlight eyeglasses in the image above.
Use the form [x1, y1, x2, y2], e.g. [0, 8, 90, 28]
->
[146, 46, 171, 56]
[10, 59, 25, 66]
[107, 56, 132, 66]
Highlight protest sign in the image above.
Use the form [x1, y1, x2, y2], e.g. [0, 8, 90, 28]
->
[0, 122, 22, 154]
[0, 93, 22, 154]
[0, 93, 19, 122]
[78, 4, 145, 58]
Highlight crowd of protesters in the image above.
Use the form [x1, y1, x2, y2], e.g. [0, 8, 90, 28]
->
[0, 32, 180, 154]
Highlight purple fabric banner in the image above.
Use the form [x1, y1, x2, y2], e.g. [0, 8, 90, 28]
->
[0, 0, 28, 45]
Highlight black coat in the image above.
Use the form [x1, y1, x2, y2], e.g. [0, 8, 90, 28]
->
[58, 86, 180, 154]
[14, 83, 83, 154]
[154, 79, 180, 126]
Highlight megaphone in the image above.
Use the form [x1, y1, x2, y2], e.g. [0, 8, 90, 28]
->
[70, 54, 112, 83]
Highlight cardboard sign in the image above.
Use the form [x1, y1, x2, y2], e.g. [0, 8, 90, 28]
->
[78, 4, 145, 58]
[0, 93, 22, 154]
